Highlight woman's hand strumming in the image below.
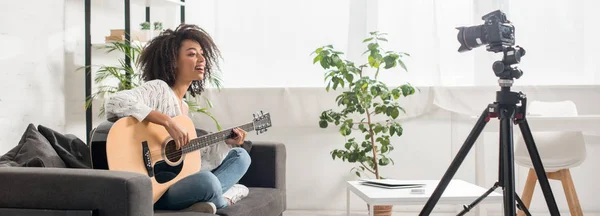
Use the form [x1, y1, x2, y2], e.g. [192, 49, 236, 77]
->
[164, 119, 189, 150]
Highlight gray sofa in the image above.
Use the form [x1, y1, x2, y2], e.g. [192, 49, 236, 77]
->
[0, 124, 286, 216]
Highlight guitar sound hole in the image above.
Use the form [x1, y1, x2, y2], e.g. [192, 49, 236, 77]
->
[164, 140, 183, 163]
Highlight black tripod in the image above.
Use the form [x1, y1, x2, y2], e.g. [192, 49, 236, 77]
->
[418, 46, 561, 216]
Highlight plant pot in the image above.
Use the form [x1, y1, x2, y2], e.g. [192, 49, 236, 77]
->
[367, 204, 393, 216]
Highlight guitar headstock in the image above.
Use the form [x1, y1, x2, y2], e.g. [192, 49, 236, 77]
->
[252, 111, 272, 135]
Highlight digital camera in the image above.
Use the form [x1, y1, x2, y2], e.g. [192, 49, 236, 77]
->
[456, 10, 515, 53]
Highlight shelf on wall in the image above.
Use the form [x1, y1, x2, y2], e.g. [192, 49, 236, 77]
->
[91, 41, 147, 49]
[132, 0, 185, 7]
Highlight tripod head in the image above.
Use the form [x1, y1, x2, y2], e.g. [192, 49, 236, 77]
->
[493, 46, 526, 88]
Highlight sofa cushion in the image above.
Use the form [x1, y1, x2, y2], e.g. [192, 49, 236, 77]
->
[37, 124, 92, 168]
[0, 124, 66, 168]
[216, 187, 284, 216]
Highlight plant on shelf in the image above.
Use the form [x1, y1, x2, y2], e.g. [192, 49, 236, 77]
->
[312, 31, 416, 181]
[140, 22, 151, 30]
[153, 22, 163, 31]
[84, 40, 225, 130]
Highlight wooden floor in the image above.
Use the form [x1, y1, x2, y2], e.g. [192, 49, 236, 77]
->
[282, 210, 600, 216]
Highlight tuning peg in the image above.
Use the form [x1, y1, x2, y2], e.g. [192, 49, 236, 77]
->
[260, 110, 264, 115]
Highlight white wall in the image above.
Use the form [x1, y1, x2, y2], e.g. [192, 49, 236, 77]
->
[0, 0, 66, 155]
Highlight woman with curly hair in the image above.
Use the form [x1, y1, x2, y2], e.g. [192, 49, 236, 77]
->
[104, 24, 250, 214]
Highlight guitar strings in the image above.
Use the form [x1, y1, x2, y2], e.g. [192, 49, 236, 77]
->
[146, 124, 255, 160]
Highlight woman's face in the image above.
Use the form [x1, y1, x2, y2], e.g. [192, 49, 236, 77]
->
[176, 39, 205, 82]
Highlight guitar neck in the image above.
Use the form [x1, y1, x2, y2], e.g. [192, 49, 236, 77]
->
[182, 122, 255, 153]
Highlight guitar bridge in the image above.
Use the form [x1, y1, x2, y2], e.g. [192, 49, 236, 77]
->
[141, 141, 153, 177]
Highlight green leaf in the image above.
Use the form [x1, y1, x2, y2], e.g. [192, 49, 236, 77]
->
[319, 120, 328, 128]
[332, 55, 342, 67]
[345, 74, 354, 83]
[361, 82, 368, 89]
[358, 123, 367, 132]
[204, 98, 214, 108]
[395, 125, 403, 136]
[368, 55, 376, 67]
[379, 157, 390, 166]
[364, 144, 372, 152]
[391, 108, 399, 119]
[381, 145, 388, 153]
[348, 154, 358, 162]
[356, 171, 361, 177]
[383, 55, 396, 69]
[400, 84, 415, 96]
[374, 125, 382, 133]
[363, 37, 374, 42]
[398, 106, 406, 114]
[398, 59, 408, 71]
[315, 47, 324, 55]
[320, 56, 330, 69]
[345, 141, 352, 149]
[390, 126, 396, 136]
[368, 43, 379, 51]
[391, 88, 400, 99]
[313, 54, 322, 64]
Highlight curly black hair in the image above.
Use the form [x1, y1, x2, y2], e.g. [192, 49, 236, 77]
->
[138, 24, 221, 97]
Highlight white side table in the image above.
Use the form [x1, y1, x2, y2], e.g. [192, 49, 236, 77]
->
[346, 179, 503, 216]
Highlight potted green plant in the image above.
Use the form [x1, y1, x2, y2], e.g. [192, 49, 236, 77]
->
[153, 22, 163, 31]
[312, 31, 416, 216]
[135, 22, 152, 42]
[84, 40, 224, 130]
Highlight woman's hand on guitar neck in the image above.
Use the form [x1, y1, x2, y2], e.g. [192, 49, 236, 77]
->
[164, 118, 189, 150]
[225, 128, 247, 146]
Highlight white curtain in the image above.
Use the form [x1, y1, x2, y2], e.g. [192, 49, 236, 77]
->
[182, 0, 600, 116]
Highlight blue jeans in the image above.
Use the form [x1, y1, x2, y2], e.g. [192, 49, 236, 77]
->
[153, 147, 251, 210]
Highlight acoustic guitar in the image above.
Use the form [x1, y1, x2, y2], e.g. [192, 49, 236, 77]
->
[89, 111, 272, 203]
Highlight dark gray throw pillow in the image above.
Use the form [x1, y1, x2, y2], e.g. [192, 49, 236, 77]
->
[37, 125, 91, 169]
[0, 124, 66, 168]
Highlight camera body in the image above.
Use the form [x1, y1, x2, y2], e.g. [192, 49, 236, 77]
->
[457, 10, 515, 53]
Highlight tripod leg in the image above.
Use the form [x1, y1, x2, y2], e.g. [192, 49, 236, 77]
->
[518, 119, 561, 215]
[500, 107, 517, 216]
[419, 108, 490, 216]
[456, 182, 500, 216]
[515, 193, 532, 216]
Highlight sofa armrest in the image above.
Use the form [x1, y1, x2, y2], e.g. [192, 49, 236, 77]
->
[239, 142, 286, 190]
[0, 167, 152, 216]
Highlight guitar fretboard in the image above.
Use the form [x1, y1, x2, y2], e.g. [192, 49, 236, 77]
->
[182, 122, 255, 153]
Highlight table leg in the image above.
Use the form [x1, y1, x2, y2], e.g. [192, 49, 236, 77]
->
[346, 187, 350, 216]
[369, 203, 374, 216]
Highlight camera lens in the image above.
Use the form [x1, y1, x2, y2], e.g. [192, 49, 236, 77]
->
[456, 25, 487, 52]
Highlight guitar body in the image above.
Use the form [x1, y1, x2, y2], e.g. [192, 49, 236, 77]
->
[102, 115, 200, 204]
[90, 111, 272, 204]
